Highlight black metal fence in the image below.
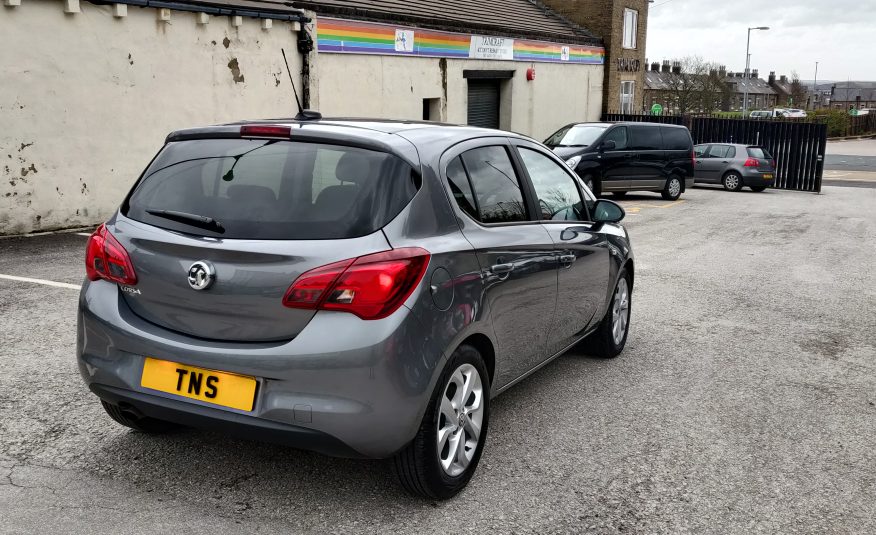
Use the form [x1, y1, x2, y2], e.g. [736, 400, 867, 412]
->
[602, 113, 827, 192]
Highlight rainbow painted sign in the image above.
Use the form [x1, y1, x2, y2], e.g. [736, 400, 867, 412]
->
[316, 18, 604, 65]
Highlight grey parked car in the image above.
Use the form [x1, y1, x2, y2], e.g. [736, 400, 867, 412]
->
[693, 143, 776, 192]
[78, 119, 634, 499]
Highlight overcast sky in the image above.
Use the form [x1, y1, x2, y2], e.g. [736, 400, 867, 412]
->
[645, 0, 876, 82]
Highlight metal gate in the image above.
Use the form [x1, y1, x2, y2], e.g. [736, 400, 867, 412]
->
[602, 113, 828, 192]
[467, 80, 500, 129]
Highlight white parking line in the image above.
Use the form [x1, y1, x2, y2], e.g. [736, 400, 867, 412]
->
[0, 273, 81, 290]
[75, 232, 92, 237]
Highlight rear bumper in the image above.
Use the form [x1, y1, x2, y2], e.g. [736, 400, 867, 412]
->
[741, 170, 776, 186]
[77, 279, 444, 459]
[91, 383, 362, 457]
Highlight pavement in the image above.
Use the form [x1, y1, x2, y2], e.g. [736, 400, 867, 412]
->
[823, 138, 876, 188]
[1, 186, 875, 534]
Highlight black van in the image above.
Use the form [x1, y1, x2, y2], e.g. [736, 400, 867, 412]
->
[544, 122, 694, 200]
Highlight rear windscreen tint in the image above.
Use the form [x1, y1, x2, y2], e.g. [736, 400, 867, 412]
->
[124, 139, 420, 239]
[746, 147, 773, 159]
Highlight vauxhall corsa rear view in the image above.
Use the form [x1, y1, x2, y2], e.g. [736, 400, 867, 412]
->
[77, 119, 634, 499]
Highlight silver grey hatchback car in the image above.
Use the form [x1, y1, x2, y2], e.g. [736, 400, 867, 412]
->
[77, 119, 634, 499]
[693, 143, 776, 192]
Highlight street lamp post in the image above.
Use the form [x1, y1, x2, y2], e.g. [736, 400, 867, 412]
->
[742, 26, 769, 117]
[813, 61, 819, 109]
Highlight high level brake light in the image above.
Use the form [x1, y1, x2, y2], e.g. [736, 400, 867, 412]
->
[240, 125, 292, 138]
[283, 248, 431, 320]
[85, 224, 138, 285]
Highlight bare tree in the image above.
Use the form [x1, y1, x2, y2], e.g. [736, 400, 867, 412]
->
[789, 71, 807, 107]
[661, 56, 730, 115]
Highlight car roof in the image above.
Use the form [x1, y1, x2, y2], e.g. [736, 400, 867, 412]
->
[164, 118, 532, 167]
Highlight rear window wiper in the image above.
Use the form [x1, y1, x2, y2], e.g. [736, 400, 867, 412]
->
[146, 209, 225, 234]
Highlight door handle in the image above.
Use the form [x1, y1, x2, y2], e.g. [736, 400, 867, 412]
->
[722, 160, 729, 163]
[490, 263, 515, 274]
[695, 160, 702, 164]
[558, 254, 576, 265]
[623, 153, 634, 159]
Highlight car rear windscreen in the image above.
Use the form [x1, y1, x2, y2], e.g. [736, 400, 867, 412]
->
[124, 139, 420, 239]
[746, 147, 773, 159]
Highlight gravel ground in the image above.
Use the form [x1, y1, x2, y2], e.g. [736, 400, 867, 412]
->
[1, 185, 874, 534]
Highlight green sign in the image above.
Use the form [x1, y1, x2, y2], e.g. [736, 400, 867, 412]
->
[650, 103, 663, 116]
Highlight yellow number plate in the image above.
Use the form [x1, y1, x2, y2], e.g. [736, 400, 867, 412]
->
[763, 174, 774, 179]
[141, 357, 257, 411]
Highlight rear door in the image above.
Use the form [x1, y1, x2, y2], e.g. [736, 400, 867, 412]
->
[698, 144, 731, 182]
[627, 125, 666, 189]
[694, 144, 711, 181]
[442, 140, 558, 386]
[511, 140, 610, 357]
[117, 136, 420, 342]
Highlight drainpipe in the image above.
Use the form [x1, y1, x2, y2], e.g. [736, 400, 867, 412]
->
[297, 21, 315, 108]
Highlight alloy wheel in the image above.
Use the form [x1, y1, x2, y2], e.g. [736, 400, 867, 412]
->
[611, 278, 630, 345]
[668, 178, 681, 198]
[437, 363, 484, 477]
[724, 174, 740, 191]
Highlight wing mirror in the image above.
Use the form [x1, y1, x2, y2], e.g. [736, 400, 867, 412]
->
[592, 199, 625, 223]
[599, 140, 616, 152]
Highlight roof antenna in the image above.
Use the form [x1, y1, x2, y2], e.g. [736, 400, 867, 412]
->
[281, 48, 321, 121]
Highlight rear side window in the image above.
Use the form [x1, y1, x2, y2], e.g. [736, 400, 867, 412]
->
[630, 126, 662, 150]
[446, 157, 478, 220]
[124, 139, 419, 239]
[661, 127, 692, 151]
[747, 147, 772, 159]
[708, 145, 730, 158]
[454, 146, 527, 224]
[727, 146, 736, 158]
[603, 126, 628, 150]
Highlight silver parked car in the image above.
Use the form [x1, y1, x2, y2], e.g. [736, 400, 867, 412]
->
[78, 119, 635, 499]
[693, 143, 776, 192]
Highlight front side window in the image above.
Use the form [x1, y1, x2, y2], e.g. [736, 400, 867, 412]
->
[620, 81, 635, 114]
[518, 148, 585, 221]
[458, 146, 528, 224]
[603, 126, 629, 150]
[694, 145, 710, 157]
[622, 9, 638, 49]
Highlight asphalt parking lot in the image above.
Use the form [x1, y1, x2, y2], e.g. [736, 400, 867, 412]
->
[1, 185, 875, 534]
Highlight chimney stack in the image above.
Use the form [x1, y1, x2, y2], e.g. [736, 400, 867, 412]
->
[671, 61, 681, 74]
[661, 60, 671, 73]
[651, 62, 660, 72]
[719, 65, 727, 77]
[780, 75, 787, 83]
[710, 69, 718, 77]
[751, 69, 759, 79]
[768, 71, 776, 84]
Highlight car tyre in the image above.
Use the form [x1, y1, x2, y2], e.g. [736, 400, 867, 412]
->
[750, 186, 767, 192]
[392, 344, 490, 500]
[722, 172, 743, 192]
[101, 400, 181, 433]
[580, 268, 631, 359]
[661, 175, 682, 200]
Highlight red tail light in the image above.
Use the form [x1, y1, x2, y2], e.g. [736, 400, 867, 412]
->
[283, 248, 431, 320]
[240, 125, 291, 138]
[744, 157, 759, 167]
[85, 224, 137, 285]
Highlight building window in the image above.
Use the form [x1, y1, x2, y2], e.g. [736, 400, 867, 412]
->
[622, 9, 638, 49]
[620, 81, 634, 113]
